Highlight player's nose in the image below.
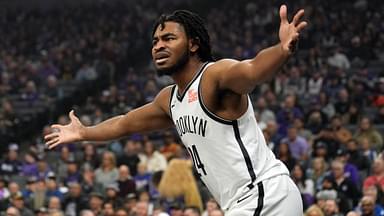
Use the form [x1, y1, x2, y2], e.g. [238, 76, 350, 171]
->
[153, 40, 166, 52]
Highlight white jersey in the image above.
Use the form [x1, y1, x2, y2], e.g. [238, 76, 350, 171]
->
[169, 62, 289, 210]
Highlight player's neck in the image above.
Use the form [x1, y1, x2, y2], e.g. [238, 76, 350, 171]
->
[171, 57, 204, 93]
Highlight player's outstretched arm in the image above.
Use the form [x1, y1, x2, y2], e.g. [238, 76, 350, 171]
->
[215, 5, 307, 94]
[45, 87, 174, 149]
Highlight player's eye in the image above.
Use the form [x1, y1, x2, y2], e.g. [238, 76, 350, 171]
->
[165, 37, 175, 41]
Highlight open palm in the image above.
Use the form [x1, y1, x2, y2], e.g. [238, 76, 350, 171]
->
[279, 5, 307, 54]
[44, 110, 84, 149]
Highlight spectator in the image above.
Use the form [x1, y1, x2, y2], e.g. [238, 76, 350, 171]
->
[315, 189, 338, 213]
[342, 103, 362, 125]
[334, 148, 360, 186]
[115, 208, 129, 216]
[312, 141, 330, 162]
[264, 120, 283, 151]
[62, 181, 88, 216]
[75, 62, 97, 82]
[7, 182, 21, 197]
[160, 131, 182, 161]
[202, 198, 219, 216]
[43, 75, 62, 100]
[0, 0, 383, 214]
[363, 159, 384, 191]
[374, 106, 384, 124]
[21, 151, 38, 177]
[0, 100, 18, 150]
[361, 186, 384, 216]
[117, 139, 141, 176]
[0, 144, 22, 177]
[318, 115, 352, 147]
[35, 207, 49, 216]
[21, 176, 37, 204]
[354, 117, 383, 152]
[5, 206, 20, 216]
[307, 157, 328, 191]
[254, 97, 276, 123]
[102, 201, 115, 216]
[346, 211, 360, 216]
[143, 79, 159, 103]
[329, 160, 360, 211]
[104, 183, 123, 208]
[0, 177, 10, 201]
[47, 196, 63, 214]
[327, 47, 351, 70]
[53, 146, 73, 181]
[80, 143, 100, 171]
[88, 192, 104, 216]
[286, 66, 307, 97]
[117, 165, 136, 198]
[32, 178, 47, 210]
[280, 126, 310, 161]
[306, 110, 328, 135]
[131, 201, 150, 216]
[21, 80, 40, 104]
[80, 209, 96, 216]
[317, 92, 336, 121]
[45, 174, 64, 201]
[38, 56, 59, 79]
[276, 142, 296, 171]
[184, 206, 201, 216]
[209, 209, 224, 216]
[94, 151, 119, 188]
[346, 139, 370, 175]
[307, 72, 324, 98]
[64, 158, 81, 185]
[291, 164, 315, 208]
[360, 137, 377, 164]
[334, 88, 352, 116]
[81, 167, 103, 195]
[293, 117, 313, 145]
[305, 204, 324, 216]
[323, 199, 343, 216]
[358, 196, 377, 216]
[139, 140, 168, 172]
[10, 192, 34, 216]
[276, 95, 304, 136]
[123, 193, 138, 215]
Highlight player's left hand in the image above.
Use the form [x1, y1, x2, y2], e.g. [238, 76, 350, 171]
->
[279, 5, 307, 55]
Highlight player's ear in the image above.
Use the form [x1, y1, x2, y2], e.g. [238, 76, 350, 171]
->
[189, 37, 200, 53]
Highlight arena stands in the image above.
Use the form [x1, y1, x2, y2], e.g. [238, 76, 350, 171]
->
[0, 0, 383, 215]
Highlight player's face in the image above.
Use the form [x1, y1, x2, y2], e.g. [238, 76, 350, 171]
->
[152, 21, 190, 76]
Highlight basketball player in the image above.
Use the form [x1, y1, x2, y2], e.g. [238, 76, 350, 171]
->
[45, 5, 307, 215]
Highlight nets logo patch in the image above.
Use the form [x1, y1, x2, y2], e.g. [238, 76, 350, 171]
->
[188, 89, 198, 103]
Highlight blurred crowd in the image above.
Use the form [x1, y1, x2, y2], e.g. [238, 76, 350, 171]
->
[0, 0, 383, 215]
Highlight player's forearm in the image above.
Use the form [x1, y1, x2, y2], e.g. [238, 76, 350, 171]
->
[248, 43, 290, 83]
[81, 115, 128, 141]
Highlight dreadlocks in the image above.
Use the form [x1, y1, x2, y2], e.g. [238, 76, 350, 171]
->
[152, 10, 214, 62]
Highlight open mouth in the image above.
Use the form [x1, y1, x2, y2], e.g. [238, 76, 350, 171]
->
[155, 52, 170, 64]
[156, 57, 168, 64]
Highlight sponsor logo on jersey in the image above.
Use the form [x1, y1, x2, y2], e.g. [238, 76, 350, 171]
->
[188, 89, 198, 103]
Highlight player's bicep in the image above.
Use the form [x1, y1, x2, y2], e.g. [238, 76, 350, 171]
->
[214, 59, 258, 94]
[121, 103, 173, 134]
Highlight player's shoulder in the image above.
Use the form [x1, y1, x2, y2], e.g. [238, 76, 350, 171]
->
[153, 85, 176, 110]
[205, 59, 240, 75]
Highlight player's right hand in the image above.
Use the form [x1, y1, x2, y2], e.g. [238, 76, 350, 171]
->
[44, 110, 84, 149]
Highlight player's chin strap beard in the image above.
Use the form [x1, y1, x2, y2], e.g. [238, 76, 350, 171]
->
[156, 48, 190, 76]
